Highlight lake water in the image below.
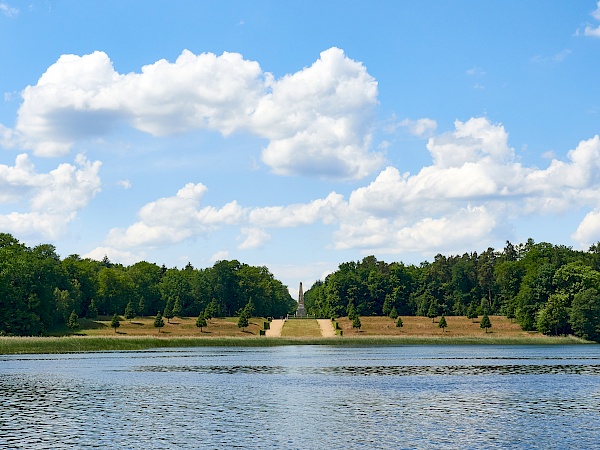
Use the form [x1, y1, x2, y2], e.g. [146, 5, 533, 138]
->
[1, 345, 599, 449]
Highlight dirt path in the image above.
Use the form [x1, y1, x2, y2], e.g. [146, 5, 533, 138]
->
[317, 319, 336, 337]
[265, 319, 285, 337]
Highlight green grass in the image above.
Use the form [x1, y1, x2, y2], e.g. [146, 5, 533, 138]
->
[280, 319, 322, 337]
[0, 334, 592, 354]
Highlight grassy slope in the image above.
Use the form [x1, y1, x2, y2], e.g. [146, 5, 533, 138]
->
[0, 315, 592, 354]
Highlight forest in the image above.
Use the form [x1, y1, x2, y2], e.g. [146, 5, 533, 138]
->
[304, 239, 600, 342]
[0, 233, 296, 336]
[2, 231, 600, 342]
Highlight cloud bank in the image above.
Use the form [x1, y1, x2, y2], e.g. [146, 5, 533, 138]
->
[8, 47, 381, 180]
[0, 154, 101, 239]
[92, 117, 600, 260]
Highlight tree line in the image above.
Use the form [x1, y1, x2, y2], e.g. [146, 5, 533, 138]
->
[304, 239, 600, 342]
[0, 233, 296, 336]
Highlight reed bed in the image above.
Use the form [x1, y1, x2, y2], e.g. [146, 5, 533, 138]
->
[0, 333, 590, 355]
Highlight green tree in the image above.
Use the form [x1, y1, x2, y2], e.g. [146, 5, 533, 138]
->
[427, 299, 438, 323]
[396, 316, 403, 328]
[124, 300, 136, 322]
[480, 314, 492, 333]
[86, 299, 99, 319]
[466, 302, 478, 322]
[536, 293, 569, 336]
[110, 314, 120, 333]
[196, 314, 207, 332]
[137, 297, 146, 317]
[569, 288, 600, 342]
[172, 296, 182, 318]
[154, 311, 165, 332]
[67, 310, 79, 330]
[347, 301, 358, 321]
[164, 298, 174, 323]
[389, 307, 398, 320]
[238, 314, 249, 331]
[438, 315, 447, 332]
[352, 315, 362, 331]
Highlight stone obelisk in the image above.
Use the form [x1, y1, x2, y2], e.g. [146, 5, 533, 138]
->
[296, 282, 306, 317]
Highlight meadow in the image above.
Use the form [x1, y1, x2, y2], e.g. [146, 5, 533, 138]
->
[0, 315, 590, 354]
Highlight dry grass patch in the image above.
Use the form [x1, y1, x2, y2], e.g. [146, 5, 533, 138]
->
[337, 315, 546, 339]
[280, 319, 322, 337]
[80, 316, 265, 337]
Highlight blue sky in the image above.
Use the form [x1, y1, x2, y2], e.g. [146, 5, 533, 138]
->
[2, 1, 600, 294]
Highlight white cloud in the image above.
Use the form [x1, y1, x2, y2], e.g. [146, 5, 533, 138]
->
[0, 2, 18, 17]
[248, 192, 345, 227]
[83, 246, 145, 266]
[96, 117, 600, 259]
[573, 210, 600, 245]
[12, 48, 382, 180]
[117, 179, 131, 189]
[0, 153, 101, 239]
[397, 118, 437, 137]
[106, 182, 246, 248]
[340, 118, 600, 254]
[209, 250, 230, 262]
[255, 48, 382, 179]
[580, 2, 600, 37]
[238, 227, 270, 249]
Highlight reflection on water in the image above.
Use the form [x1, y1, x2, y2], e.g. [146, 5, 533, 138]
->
[1, 345, 599, 449]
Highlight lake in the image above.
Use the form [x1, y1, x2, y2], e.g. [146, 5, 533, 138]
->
[1, 345, 599, 449]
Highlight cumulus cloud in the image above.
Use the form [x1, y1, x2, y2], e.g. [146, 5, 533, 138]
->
[11, 47, 381, 180]
[578, 1, 600, 37]
[397, 118, 437, 137]
[238, 227, 270, 249]
[248, 192, 345, 227]
[340, 118, 600, 253]
[573, 210, 600, 245]
[97, 117, 600, 258]
[106, 182, 246, 248]
[0, 153, 101, 239]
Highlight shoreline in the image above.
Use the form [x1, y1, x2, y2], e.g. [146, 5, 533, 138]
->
[0, 334, 592, 355]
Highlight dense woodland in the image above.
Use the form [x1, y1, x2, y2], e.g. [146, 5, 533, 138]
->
[305, 239, 600, 342]
[2, 232, 600, 342]
[0, 233, 296, 336]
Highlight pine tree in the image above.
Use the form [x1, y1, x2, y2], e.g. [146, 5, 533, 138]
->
[438, 315, 447, 332]
[110, 314, 120, 333]
[124, 301, 136, 322]
[154, 311, 165, 333]
[389, 307, 398, 320]
[347, 302, 358, 321]
[138, 297, 146, 317]
[427, 300, 438, 323]
[67, 310, 79, 330]
[352, 315, 362, 331]
[172, 296, 182, 318]
[164, 298, 174, 323]
[86, 299, 98, 319]
[467, 303, 478, 322]
[238, 314, 249, 331]
[480, 314, 492, 333]
[396, 316, 403, 328]
[196, 314, 207, 332]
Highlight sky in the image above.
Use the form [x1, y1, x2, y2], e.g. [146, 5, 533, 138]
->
[2, 1, 600, 296]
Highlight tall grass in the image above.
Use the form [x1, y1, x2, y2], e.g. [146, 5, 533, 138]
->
[0, 334, 591, 354]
